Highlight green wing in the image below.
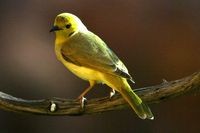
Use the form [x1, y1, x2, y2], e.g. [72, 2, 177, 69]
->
[61, 31, 133, 81]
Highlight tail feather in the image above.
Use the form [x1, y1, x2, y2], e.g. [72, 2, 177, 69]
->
[120, 80, 154, 120]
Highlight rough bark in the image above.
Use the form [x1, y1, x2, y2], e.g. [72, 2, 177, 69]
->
[0, 71, 199, 115]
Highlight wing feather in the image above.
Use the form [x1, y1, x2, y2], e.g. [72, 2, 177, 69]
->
[61, 31, 133, 80]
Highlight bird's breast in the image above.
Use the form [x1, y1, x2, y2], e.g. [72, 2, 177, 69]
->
[62, 59, 104, 82]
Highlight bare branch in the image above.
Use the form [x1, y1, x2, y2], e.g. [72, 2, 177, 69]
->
[0, 71, 199, 115]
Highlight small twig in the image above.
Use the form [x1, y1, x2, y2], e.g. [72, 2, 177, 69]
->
[0, 71, 199, 115]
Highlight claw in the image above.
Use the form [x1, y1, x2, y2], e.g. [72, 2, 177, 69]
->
[110, 89, 116, 99]
[79, 96, 87, 109]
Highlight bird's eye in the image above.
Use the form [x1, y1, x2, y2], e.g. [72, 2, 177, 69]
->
[66, 24, 71, 29]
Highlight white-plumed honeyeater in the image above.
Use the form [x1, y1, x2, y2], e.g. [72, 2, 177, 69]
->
[50, 13, 154, 120]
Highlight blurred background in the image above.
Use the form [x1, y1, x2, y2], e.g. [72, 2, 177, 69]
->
[0, 0, 200, 133]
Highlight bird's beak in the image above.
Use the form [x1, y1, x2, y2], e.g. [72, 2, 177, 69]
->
[50, 26, 62, 32]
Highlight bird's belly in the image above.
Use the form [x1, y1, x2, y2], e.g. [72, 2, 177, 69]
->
[62, 61, 104, 81]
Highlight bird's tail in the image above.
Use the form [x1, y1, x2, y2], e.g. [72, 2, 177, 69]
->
[119, 79, 154, 120]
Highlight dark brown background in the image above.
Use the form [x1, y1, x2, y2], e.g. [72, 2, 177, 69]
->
[0, 0, 200, 133]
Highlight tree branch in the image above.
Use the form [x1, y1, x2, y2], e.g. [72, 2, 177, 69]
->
[0, 71, 199, 115]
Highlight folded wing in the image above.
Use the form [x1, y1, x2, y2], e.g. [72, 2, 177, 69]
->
[61, 31, 133, 81]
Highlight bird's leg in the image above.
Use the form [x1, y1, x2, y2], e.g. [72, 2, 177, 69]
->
[110, 89, 116, 99]
[78, 80, 96, 108]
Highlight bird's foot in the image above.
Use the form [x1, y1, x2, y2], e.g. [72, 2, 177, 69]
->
[79, 96, 87, 109]
[110, 89, 116, 99]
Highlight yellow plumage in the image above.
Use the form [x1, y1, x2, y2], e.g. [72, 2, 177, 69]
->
[51, 13, 154, 120]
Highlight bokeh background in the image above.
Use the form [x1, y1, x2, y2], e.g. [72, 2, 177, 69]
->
[0, 0, 200, 133]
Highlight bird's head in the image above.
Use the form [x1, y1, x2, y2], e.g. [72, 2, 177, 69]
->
[50, 13, 87, 38]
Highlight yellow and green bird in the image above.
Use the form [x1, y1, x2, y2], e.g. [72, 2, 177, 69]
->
[50, 13, 154, 120]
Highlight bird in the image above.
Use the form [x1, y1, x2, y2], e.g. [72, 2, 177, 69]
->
[50, 13, 154, 120]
